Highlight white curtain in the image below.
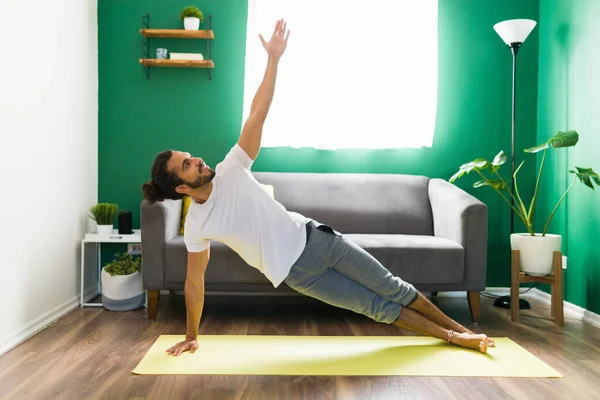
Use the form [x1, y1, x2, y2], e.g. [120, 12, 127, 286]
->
[242, 0, 438, 150]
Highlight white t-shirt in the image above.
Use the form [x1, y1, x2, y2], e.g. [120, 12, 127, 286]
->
[183, 143, 310, 287]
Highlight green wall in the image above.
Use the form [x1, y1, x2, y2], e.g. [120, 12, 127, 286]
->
[98, 0, 540, 287]
[537, 0, 600, 313]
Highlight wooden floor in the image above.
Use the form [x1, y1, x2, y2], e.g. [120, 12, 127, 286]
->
[1, 292, 600, 400]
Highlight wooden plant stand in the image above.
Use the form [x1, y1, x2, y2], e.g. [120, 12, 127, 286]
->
[510, 250, 564, 325]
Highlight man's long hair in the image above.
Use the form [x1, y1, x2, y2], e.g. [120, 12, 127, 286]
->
[141, 151, 185, 203]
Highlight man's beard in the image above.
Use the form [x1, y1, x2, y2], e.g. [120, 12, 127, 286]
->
[186, 168, 216, 189]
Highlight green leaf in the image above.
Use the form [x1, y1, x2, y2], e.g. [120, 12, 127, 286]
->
[491, 151, 507, 173]
[525, 130, 579, 153]
[460, 159, 489, 172]
[449, 170, 464, 183]
[492, 151, 507, 166]
[473, 158, 489, 169]
[575, 166, 596, 174]
[449, 158, 489, 183]
[549, 130, 579, 148]
[570, 166, 600, 190]
[473, 179, 506, 190]
[461, 159, 489, 172]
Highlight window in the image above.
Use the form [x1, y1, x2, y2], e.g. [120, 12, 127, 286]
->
[242, 0, 438, 150]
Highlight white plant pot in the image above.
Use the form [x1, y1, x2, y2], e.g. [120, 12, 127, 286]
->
[101, 269, 144, 311]
[184, 17, 200, 30]
[96, 224, 113, 236]
[510, 233, 562, 276]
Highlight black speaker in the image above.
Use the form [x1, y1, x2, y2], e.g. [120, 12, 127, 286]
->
[118, 210, 133, 234]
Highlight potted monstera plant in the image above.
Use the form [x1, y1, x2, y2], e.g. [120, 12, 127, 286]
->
[450, 130, 599, 276]
[101, 252, 144, 311]
[179, 5, 203, 30]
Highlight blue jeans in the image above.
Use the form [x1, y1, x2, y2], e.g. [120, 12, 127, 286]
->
[284, 220, 419, 324]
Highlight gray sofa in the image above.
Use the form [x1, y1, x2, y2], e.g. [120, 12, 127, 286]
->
[141, 172, 488, 322]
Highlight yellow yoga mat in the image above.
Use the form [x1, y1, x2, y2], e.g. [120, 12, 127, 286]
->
[132, 335, 563, 377]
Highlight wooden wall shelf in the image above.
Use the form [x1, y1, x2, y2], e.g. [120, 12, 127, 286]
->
[139, 59, 214, 68]
[140, 29, 215, 39]
[139, 14, 214, 79]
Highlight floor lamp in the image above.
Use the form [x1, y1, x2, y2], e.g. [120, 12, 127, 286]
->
[493, 19, 537, 310]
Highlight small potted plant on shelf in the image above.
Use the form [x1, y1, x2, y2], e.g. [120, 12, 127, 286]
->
[450, 130, 599, 276]
[179, 5, 204, 31]
[101, 252, 144, 311]
[88, 203, 120, 236]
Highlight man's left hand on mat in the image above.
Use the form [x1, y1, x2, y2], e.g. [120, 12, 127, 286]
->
[166, 339, 199, 356]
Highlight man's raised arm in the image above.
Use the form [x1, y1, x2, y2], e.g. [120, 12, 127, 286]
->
[238, 19, 290, 160]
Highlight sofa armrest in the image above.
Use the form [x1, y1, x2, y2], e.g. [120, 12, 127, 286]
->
[428, 178, 488, 291]
[141, 199, 182, 290]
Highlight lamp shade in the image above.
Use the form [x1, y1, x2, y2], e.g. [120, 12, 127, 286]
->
[493, 19, 537, 45]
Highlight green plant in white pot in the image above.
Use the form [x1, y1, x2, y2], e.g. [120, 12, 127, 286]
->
[88, 203, 120, 236]
[450, 130, 600, 276]
[179, 5, 203, 30]
[101, 252, 144, 311]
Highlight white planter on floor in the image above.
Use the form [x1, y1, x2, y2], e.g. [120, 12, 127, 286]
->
[96, 225, 113, 236]
[184, 17, 200, 30]
[101, 269, 145, 311]
[510, 233, 562, 276]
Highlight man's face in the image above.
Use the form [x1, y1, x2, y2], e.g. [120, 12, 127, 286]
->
[168, 151, 216, 192]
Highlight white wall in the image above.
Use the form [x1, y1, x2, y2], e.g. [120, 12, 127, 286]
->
[0, 0, 98, 355]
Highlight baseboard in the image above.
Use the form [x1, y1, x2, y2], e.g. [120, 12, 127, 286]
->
[437, 287, 600, 330]
[434, 287, 511, 298]
[529, 288, 600, 330]
[0, 289, 93, 357]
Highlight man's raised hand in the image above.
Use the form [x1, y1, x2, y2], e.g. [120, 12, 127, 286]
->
[258, 19, 290, 60]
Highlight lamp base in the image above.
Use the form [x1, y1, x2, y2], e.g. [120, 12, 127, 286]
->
[493, 295, 531, 310]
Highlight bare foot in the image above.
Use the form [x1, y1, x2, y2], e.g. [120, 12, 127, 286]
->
[462, 328, 495, 347]
[450, 332, 489, 354]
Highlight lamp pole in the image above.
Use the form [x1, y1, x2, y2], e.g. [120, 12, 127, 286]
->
[493, 18, 537, 311]
[495, 41, 531, 311]
[509, 42, 521, 235]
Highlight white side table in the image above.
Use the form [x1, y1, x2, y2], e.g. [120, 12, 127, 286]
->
[80, 229, 142, 307]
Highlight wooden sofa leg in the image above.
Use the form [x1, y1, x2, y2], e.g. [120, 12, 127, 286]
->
[467, 291, 481, 323]
[147, 290, 160, 320]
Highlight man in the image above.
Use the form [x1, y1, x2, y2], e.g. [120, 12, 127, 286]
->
[142, 19, 494, 357]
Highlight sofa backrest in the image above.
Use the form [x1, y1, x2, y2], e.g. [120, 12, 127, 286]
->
[253, 172, 433, 235]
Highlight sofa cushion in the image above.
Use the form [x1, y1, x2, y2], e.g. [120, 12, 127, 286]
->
[165, 233, 464, 286]
[343, 234, 465, 285]
[253, 172, 434, 235]
[165, 236, 272, 284]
